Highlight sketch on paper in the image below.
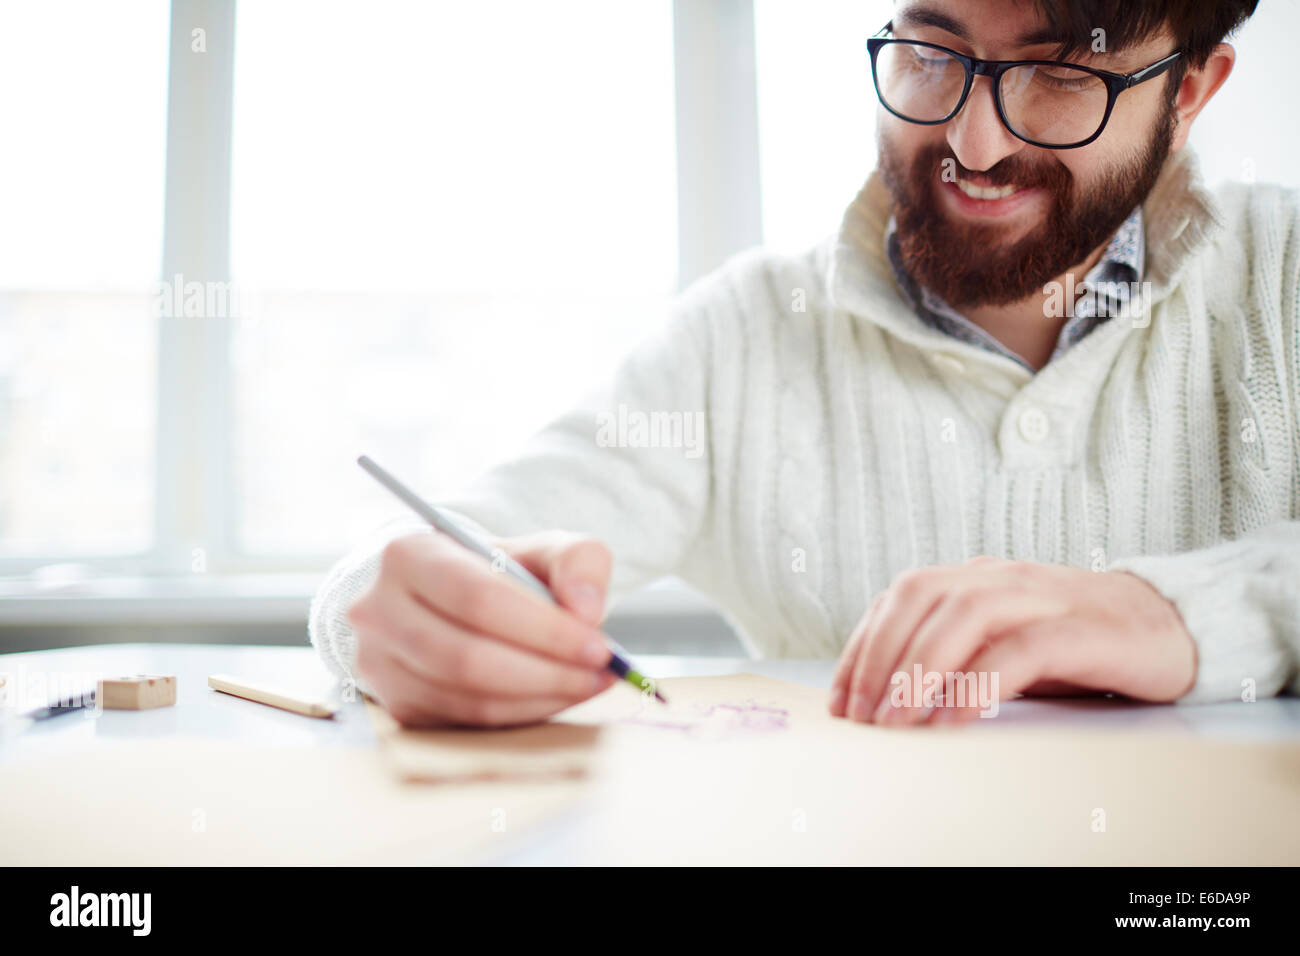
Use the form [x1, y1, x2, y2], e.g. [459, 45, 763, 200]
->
[619, 700, 791, 737]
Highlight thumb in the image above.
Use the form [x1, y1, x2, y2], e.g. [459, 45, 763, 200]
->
[501, 532, 612, 626]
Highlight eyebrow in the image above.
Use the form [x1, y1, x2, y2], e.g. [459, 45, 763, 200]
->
[895, 4, 1066, 48]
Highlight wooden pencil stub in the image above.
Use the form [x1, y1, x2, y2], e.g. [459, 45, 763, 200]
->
[97, 675, 177, 710]
[207, 674, 337, 719]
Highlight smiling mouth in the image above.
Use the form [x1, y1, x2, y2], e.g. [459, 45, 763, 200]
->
[954, 176, 1021, 200]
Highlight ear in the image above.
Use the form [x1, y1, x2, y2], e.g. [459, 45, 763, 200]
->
[1170, 42, 1236, 151]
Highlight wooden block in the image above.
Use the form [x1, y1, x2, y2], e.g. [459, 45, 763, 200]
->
[97, 675, 177, 710]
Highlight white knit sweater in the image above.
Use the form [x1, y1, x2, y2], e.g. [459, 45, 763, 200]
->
[310, 147, 1300, 705]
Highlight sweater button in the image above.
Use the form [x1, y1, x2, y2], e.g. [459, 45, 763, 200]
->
[1017, 406, 1050, 442]
[933, 354, 965, 375]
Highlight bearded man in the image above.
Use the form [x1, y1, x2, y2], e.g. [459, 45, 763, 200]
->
[312, 0, 1297, 729]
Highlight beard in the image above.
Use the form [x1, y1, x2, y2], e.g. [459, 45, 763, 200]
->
[877, 110, 1174, 308]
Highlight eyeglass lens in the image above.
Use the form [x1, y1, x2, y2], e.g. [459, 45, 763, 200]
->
[873, 41, 1111, 145]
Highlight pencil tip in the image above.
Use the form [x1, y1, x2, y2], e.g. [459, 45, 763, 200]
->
[655, 691, 668, 704]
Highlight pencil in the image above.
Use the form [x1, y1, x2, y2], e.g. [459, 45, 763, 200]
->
[18, 689, 95, 721]
[207, 674, 338, 718]
[357, 454, 667, 703]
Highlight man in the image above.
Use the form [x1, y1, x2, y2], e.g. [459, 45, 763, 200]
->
[311, 0, 1297, 728]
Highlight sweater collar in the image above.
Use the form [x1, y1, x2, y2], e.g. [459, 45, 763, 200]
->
[828, 146, 1225, 361]
[1137, 146, 1225, 300]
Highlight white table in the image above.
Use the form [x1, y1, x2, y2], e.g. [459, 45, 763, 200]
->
[3, 643, 1298, 865]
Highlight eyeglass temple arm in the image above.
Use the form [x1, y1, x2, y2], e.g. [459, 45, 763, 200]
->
[1126, 50, 1182, 89]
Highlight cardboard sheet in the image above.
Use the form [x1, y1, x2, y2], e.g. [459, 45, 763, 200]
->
[368, 674, 1300, 865]
[0, 737, 584, 865]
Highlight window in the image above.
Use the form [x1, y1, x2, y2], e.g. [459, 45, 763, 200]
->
[1, 0, 677, 575]
[0, 2, 169, 560]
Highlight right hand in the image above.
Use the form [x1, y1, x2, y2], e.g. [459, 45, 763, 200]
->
[347, 529, 619, 727]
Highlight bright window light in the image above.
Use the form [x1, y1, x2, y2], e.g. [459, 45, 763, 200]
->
[0, 1, 168, 557]
[228, 0, 678, 554]
[754, 0, 890, 253]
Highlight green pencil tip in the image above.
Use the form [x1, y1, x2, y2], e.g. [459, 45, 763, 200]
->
[627, 670, 668, 703]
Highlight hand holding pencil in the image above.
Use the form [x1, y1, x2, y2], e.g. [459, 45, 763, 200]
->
[348, 457, 659, 728]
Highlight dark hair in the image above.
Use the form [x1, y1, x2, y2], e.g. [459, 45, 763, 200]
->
[1036, 0, 1258, 90]
[1029, 0, 1253, 101]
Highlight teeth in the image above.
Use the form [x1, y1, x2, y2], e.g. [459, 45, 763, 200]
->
[955, 177, 1018, 200]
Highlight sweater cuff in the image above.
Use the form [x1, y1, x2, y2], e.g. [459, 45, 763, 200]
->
[307, 539, 383, 696]
[1108, 540, 1294, 706]
[307, 511, 502, 700]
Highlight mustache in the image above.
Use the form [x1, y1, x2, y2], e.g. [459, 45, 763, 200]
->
[929, 148, 1072, 192]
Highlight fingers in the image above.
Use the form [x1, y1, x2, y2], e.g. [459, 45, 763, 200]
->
[886, 581, 1066, 725]
[350, 530, 625, 729]
[380, 533, 611, 669]
[503, 532, 613, 627]
[928, 626, 1050, 727]
[360, 649, 442, 726]
[364, 646, 613, 728]
[353, 583, 612, 701]
[846, 567, 951, 722]
[834, 559, 1068, 727]
[829, 591, 887, 716]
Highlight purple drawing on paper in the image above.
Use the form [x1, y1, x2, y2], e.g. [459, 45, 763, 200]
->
[619, 700, 790, 736]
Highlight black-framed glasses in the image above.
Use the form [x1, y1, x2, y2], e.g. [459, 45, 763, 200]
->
[867, 26, 1181, 149]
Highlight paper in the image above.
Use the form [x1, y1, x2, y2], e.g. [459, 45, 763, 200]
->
[7, 674, 1298, 865]
[569, 695, 1300, 865]
[579, 691, 1300, 865]
[567, 672, 838, 736]
[0, 737, 585, 865]
[367, 674, 827, 782]
[369, 674, 1300, 865]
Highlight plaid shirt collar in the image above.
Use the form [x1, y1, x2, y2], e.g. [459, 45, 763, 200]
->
[885, 206, 1145, 371]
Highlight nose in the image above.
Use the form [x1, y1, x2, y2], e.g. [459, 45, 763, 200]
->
[945, 75, 1027, 173]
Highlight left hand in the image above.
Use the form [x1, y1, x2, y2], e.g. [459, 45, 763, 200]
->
[828, 556, 1197, 727]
